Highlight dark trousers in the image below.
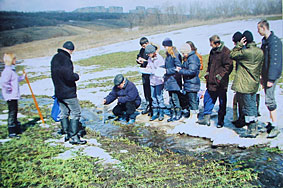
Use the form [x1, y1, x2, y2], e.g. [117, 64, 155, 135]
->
[238, 92, 257, 123]
[113, 101, 138, 119]
[7, 100, 18, 127]
[142, 74, 152, 105]
[186, 92, 199, 111]
[203, 89, 227, 118]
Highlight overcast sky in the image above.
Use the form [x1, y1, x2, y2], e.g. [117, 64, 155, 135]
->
[0, 0, 191, 12]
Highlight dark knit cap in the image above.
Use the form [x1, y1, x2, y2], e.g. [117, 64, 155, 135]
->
[232, 31, 243, 43]
[162, 37, 173, 47]
[63, 41, 75, 51]
[243, 30, 253, 43]
[145, 45, 156, 55]
[114, 74, 124, 86]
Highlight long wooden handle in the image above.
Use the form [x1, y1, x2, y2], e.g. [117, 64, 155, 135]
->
[23, 70, 45, 125]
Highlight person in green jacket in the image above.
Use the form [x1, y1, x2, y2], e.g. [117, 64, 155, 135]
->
[230, 30, 264, 138]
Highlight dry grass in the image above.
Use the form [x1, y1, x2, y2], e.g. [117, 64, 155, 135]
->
[0, 14, 280, 60]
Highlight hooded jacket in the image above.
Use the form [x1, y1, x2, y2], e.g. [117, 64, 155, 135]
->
[51, 49, 79, 100]
[206, 42, 233, 91]
[230, 42, 264, 93]
[105, 79, 141, 107]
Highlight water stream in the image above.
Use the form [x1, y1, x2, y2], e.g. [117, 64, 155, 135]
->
[81, 108, 283, 188]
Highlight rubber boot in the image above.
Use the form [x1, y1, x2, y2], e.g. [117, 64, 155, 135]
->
[77, 121, 86, 138]
[8, 126, 20, 138]
[173, 108, 182, 121]
[241, 121, 258, 138]
[167, 108, 175, 122]
[197, 114, 211, 126]
[217, 115, 224, 128]
[183, 109, 190, 118]
[158, 108, 164, 121]
[69, 119, 87, 145]
[150, 108, 159, 121]
[142, 101, 150, 114]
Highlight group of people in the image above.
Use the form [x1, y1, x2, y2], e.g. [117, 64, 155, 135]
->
[103, 19, 282, 139]
[1, 19, 281, 144]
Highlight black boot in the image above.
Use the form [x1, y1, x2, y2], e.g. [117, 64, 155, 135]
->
[69, 119, 87, 145]
[58, 118, 70, 141]
[217, 115, 224, 128]
[197, 114, 211, 126]
[167, 108, 175, 122]
[183, 109, 190, 118]
[173, 108, 182, 121]
[8, 126, 20, 138]
[77, 121, 86, 138]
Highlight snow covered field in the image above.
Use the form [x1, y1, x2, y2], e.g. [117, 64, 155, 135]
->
[4, 18, 283, 148]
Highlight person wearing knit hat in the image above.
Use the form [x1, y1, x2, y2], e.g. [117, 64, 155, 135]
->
[103, 74, 141, 125]
[162, 38, 183, 122]
[143, 44, 166, 121]
[230, 30, 264, 138]
[232, 31, 243, 44]
[51, 41, 86, 145]
[136, 37, 153, 116]
[162, 37, 173, 47]
[176, 43, 201, 120]
[243, 30, 254, 44]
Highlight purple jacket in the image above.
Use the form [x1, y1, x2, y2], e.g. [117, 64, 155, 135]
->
[146, 53, 165, 86]
[1, 65, 25, 101]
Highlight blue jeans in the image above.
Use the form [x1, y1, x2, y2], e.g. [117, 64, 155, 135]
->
[203, 90, 227, 117]
[238, 92, 257, 123]
[186, 92, 199, 111]
[59, 98, 81, 120]
[151, 84, 165, 109]
[169, 91, 181, 109]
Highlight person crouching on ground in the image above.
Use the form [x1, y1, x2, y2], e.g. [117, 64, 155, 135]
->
[103, 74, 141, 125]
[144, 44, 166, 121]
[162, 38, 183, 122]
[230, 31, 264, 138]
[176, 43, 201, 121]
[1, 53, 26, 138]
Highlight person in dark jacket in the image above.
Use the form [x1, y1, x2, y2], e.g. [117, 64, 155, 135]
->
[137, 37, 152, 116]
[177, 43, 201, 121]
[230, 30, 264, 138]
[197, 35, 233, 128]
[162, 38, 183, 122]
[258, 20, 282, 138]
[51, 41, 86, 145]
[103, 74, 141, 124]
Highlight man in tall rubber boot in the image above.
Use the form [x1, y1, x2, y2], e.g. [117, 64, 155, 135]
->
[51, 41, 86, 145]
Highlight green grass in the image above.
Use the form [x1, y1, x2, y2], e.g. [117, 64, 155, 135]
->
[0, 95, 259, 187]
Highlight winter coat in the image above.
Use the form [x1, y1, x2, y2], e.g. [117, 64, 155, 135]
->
[179, 51, 201, 92]
[137, 48, 149, 68]
[206, 42, 233, 91]
[230, 42, 264, 94]
[164, 48, 182, 91]
[261, 31, 283, 82]
[105, 79, 141, 107]
[146, 53, 165, 86]
[51, 49, 79, 100]
[1, 65, 25, 101]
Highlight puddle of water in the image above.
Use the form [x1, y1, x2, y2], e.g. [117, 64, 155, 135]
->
[80, 108, 283, 188]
